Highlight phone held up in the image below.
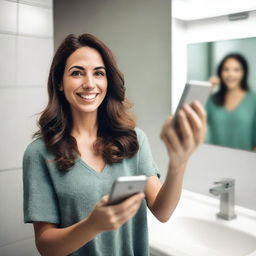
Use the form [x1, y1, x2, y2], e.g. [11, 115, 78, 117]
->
[172, 80, 211, 139]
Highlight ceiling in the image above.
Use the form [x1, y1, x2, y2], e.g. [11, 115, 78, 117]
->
[172, 0, 256, 21]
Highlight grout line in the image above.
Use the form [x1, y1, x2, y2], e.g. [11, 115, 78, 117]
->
[5, 0, 52, 9]
[0, 30, 53, 39]
[4, 0, 18, 2]
[0, 236, 36, 249]
[0, 30, 16, 36]
[0, 167, 22, 172]
[19, 0, 52, 9]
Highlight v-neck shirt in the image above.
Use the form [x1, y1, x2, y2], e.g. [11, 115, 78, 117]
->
[22, 127, 161, 256]
[205, 91, 256, 150]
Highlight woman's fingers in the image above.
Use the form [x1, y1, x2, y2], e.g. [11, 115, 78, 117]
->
[178, 109, 195, 151]
[164, 127, 183, 155]
[189, 101, 207, 144]
[182, 104, 203, 145]
[117, 200, 142, 224]
[183, 104, 202, 130]
[110, 193, 144, 215]
[191, 100, 207, 124]
[107, 193, 144, 228]
[160, 116, 183, 154]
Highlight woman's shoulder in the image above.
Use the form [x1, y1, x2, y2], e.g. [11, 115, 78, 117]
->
[23, 137, 48, 159]
[247, 90, 256, 100]
[134, 127, 147, 143]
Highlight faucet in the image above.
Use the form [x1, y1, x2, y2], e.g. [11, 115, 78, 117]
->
[209, 178, 237, 220]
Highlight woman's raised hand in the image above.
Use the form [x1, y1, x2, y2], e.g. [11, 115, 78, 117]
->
[87, 193, 145, 233]
[160, 100, 207, 173]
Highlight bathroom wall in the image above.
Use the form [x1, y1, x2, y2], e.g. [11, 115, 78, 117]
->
[53, 0, 172, 183]
[172, 10, 256, 210]
[0, 0, 171, 255]
[0, 0, 53, 255]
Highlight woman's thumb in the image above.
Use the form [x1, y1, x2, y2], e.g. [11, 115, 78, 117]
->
[98, 195, 109, 206]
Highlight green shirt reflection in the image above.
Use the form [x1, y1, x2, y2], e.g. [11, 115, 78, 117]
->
[205, 91, 256, 151]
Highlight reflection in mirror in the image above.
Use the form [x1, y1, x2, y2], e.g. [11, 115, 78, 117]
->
[187, 37, 256, 152]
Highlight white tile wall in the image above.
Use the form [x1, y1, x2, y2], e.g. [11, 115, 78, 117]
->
[0, 169, 34, 247]
[0, 237, 40, 256]
[17, 36, 53, 86]
[0, 0, 53, 254]
[0, 34, 17, 86]
[0, 87, 48, 170]
[18, 3, 53, 37]
[0, 0, 17, 33]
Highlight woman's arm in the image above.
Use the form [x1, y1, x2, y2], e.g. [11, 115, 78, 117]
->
[146, 164, 186, 223]
[35, 193, 145, 256]
[35, 217, 99, 256]
[145, 101, 207, 222]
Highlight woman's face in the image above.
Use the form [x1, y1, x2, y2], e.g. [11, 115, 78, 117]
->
[221, 58, 244, 90]
[61, 46, 108, 115]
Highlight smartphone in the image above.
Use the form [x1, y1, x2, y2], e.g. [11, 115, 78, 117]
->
[107, 175, 148, 205]
[173, 80, 211, 132]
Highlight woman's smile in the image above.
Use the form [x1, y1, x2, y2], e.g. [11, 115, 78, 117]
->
[76, 92, 100, 102]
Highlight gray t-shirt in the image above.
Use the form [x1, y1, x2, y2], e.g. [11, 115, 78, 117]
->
[22, 127, 161, 256]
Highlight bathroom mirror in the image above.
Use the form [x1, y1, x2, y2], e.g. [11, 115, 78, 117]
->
[187, 37, 256, 152]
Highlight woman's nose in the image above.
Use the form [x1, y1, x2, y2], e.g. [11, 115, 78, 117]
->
[82, 74, 96, 90]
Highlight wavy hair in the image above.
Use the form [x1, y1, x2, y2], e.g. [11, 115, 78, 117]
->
[213, 53, 249, 106]
[33, 33, 139, 171]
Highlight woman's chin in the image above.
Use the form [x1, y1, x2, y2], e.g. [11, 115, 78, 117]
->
[71, 105, 99, 115]
[226, 84, 240, 90]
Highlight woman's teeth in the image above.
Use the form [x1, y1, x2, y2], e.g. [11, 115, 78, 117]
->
[78, 93, 98, 100]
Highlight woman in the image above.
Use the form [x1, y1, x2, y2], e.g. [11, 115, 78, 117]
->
[206, 53, 256, 151]
[22, 33, 206, 256]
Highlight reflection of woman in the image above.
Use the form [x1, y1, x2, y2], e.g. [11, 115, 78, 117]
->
[206, 53, 256, 151]
[22, 34, 206, 255]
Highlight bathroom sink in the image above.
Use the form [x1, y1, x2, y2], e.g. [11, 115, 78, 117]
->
[148, 189, 256, 256]
[155, 216, 256, 256]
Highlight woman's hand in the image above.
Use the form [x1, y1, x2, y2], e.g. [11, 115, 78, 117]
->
[160, 100, 207, 174]
[208, 76, 220, 92]
[87, 193, 145, 233]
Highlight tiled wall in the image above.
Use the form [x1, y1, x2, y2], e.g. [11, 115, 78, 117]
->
[0, 0, 53, 255]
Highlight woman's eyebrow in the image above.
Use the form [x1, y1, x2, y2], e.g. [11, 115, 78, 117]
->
[68, 65, 106, 71]
[94, 66, 106, 71]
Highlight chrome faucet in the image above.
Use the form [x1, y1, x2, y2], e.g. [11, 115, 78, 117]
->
[209, 178, 237, 220]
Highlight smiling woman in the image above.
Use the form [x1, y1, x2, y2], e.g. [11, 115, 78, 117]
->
[32, 33, 139, 171]
[22, 33, 162, 256]
[22, 33, 206, 256]
[205, 53, 256, 151]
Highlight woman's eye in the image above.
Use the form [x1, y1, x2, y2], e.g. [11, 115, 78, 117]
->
[95, 71, 105, 77]
[71, 70, 82, 76]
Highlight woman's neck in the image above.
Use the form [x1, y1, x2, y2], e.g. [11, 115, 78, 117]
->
[226, 86, 245, 96]
[71, 109, 98, 140]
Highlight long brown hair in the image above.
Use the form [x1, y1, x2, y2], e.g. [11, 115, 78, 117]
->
[33, 33, 139, 171]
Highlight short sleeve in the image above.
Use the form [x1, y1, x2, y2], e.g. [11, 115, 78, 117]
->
[22, 142, 60, 224]
[136, 128, 161, 179]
